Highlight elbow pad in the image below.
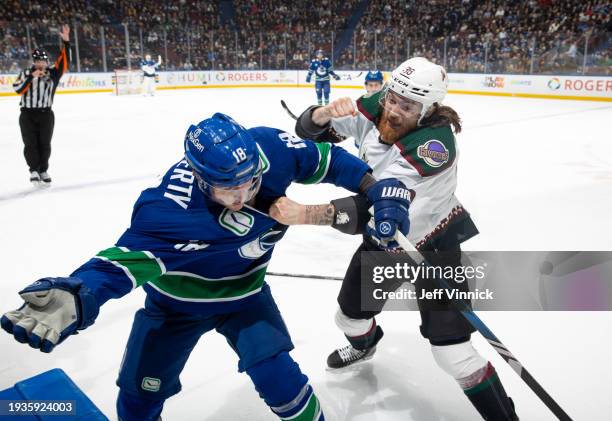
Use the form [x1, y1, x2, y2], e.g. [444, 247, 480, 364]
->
[331, 195, 371, 235]
[295, 106, 347, 143]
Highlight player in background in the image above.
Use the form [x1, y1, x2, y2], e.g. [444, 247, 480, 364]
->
[364, 70, 384, 95]
[274, 57, 519, 420]
[1, 113, 409, 421]
[306, 49, 340, 106]
[12, 24, 70, 185]
[141, 54, 162, 96]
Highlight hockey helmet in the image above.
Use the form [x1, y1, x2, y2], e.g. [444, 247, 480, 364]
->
[384, 57, 448, 124]
[184, 113, 262, 209]
[365, 70, 383, 83]
[32, 49, 49, 62]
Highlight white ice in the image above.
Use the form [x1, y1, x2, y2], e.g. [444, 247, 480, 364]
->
[0, 87, 611, 421]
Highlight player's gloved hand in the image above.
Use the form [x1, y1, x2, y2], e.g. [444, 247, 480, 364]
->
[306, 76, 312, 83]
[365, 179, 411, 249]
[1, 277, 99, 353]
[333, 74, 340, 80]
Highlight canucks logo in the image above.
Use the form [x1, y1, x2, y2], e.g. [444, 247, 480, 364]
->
[417, 140, 449, 168]
[239, 229, 285, 259]
[219, 209, 254, 236]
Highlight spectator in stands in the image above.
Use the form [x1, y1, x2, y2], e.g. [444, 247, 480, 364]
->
[0, 0, 609, 74]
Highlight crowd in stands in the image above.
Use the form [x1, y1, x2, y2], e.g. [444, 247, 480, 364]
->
[351, 0, 610, 74]
[0, 0, 609, 75]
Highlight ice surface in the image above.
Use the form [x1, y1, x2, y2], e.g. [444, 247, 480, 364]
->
[1, 88, 610, 420]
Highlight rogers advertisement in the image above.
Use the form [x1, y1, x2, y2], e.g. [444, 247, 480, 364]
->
[0, 70, 609, 100]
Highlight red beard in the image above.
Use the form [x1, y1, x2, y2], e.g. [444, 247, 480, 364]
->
[377, 109, 409, 144]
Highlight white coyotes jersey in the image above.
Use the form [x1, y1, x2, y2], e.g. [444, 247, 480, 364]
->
[330, 94, 469, 249]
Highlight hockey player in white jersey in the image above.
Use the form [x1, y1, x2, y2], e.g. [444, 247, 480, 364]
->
[274, 57, 519, 420]
[141, 54, 162, 96]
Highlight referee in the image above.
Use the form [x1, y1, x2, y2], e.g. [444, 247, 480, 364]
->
[12, 24, 70, 185]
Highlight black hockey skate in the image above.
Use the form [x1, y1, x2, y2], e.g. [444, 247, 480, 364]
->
[327, 325, 384, 369]
[327, 343, 378, 369]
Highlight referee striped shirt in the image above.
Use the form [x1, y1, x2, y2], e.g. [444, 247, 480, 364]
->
[13, 41, 69, 109]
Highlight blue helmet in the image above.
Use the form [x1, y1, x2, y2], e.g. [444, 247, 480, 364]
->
[184, 113, 261, 197]
[365, 70, 383, 83]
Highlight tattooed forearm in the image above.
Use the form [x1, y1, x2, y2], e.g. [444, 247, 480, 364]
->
[303, 204, 335, 225]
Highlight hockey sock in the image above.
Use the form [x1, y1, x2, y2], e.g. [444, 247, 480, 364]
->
[345, 320, 384, 350]
[247, 352, 325, 420]
[116, 390, 164, 421]
[461, 362, 518, 421]
[271, 384, 324, 421]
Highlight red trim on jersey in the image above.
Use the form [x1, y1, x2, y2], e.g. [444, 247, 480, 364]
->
[356, 98, 375, 122]
[416, 205, 467, 249]
[394, 142, 426, 176]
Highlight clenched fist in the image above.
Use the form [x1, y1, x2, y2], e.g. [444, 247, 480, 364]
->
[312, 97, 358, 126]
[270, 197, 306, 225]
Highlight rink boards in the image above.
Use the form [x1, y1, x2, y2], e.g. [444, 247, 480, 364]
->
[0, 70, 610, 101]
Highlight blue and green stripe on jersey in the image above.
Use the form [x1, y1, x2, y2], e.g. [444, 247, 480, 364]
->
[95, 246, 267, 302]
[300, 142, 331, 185]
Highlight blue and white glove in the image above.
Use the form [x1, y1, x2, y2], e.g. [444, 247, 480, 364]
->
[333, 74, 340, 81]
[366, 179, 411, 249]
[1, 277, 99, 353]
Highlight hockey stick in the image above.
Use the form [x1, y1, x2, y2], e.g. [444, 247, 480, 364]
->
[267, 271, 343, 281]
[280, 100, 298, 120]
[393, 231, 573, 421]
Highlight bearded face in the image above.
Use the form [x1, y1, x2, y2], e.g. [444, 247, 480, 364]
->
[377, 91, 422, 144]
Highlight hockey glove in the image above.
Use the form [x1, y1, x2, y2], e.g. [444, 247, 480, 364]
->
[365, 179, 411, 249]
[333, 74, 340, 81]
[306, 75, 312, 83]
[1, 277, 99, 353]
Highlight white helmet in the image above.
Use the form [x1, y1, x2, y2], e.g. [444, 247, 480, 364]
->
[386, 57, 449, 124]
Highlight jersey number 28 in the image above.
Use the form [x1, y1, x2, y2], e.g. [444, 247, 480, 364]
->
[278, 132, 306, 149]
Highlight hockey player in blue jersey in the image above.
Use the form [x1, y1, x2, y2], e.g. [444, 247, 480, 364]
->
[1, 113, 411, 421]
[364, 70, 384, 95]
[306, 49, 340, 105]
[141, 53, 162, 96]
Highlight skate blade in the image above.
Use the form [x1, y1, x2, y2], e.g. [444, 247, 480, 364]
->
[325, 353, 376, 373]
[32, 181, 51, 189]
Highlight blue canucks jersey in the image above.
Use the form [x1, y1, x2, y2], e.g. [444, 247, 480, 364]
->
[71, 127, 370, 315]
[307, 58, 338, 82]
[141, 60, 160, 77]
